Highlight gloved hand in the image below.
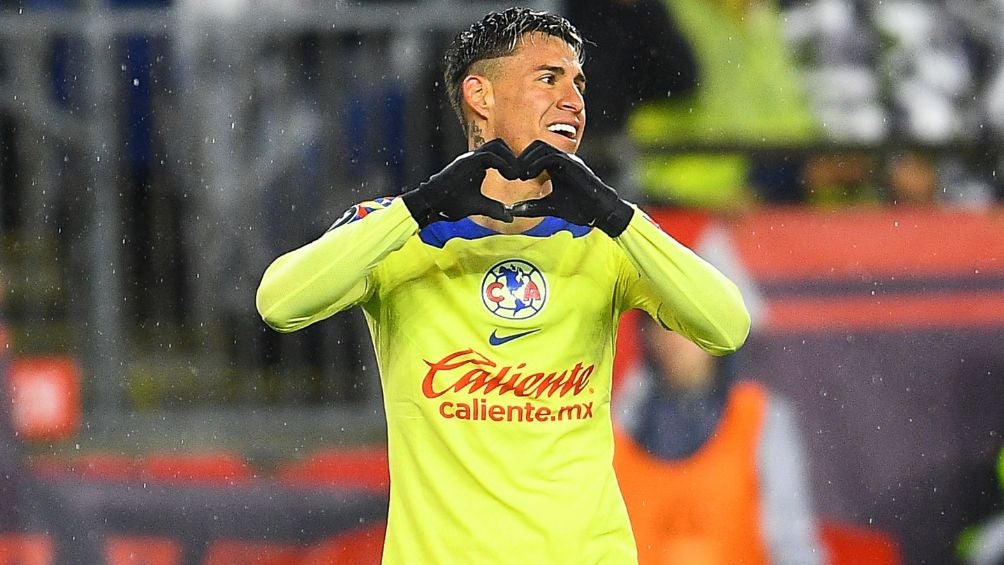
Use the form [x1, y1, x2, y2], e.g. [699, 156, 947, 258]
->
[510, 140, 634, 237]
[402, 139, 519, 228]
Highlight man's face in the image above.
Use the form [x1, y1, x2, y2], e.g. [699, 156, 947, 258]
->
[485, 33, 586, 155]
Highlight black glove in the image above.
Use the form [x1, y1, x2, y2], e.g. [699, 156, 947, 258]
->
[401, 139, 519, 228]
[510, 140, 634, 237]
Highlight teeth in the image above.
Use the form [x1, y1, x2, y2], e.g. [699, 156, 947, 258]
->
[547, 123, 576, 137]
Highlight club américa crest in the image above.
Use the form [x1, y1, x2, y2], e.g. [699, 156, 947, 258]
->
[481, 259, 547, 320]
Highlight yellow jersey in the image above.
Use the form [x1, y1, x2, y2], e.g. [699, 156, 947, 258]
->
[257, 197, 749, 564]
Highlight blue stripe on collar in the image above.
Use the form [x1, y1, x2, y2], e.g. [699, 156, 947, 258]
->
[418, 216, 591, 248]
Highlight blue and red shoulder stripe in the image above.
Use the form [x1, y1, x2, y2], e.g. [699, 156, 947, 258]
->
[326, 196, 397, 232]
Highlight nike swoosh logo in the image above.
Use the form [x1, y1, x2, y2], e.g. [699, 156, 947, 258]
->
[488, 328, 540, 346]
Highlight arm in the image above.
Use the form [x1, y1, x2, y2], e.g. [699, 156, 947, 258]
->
[694, 221, 767, 330]
[258, 139, 520, 333]
[758, 394, 827, 565]
[616, 211, 750, 356]
[510, 141, 750, 355]
[256, 198, 417, 333]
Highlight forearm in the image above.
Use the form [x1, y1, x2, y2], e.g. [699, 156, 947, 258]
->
[256, 198, 417, 332]
[616, 211, 751, 355]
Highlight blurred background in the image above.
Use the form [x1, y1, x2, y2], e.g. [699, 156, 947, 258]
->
[1, 0, 1003, 563]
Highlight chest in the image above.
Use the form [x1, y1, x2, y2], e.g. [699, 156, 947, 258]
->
[374, 231, 623, 332]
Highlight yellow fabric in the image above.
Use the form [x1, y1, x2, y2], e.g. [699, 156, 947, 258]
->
[257, 198, 749, 564]
[637, 153, 749, 209]
[628, 0, 819, 208]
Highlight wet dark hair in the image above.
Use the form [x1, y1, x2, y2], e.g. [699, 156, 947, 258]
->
[443, 7, 585, 129]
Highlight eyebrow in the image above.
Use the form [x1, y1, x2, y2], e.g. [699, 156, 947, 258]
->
[535, 64, 587, 88]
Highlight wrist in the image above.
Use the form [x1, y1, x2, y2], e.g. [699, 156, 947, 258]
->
[598, 199, 634, 237]
[401, 188, 434, 229]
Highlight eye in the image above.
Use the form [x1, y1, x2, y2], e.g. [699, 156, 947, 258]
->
[540, 74, 556, 85]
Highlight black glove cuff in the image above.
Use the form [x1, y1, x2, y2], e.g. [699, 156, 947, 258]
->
[598, 200, 634, 237]
[401, 188, 434, 229]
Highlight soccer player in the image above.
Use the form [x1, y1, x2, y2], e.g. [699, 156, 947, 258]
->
[256, 7, 751, 564]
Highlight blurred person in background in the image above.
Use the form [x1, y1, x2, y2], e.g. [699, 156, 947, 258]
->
[869, 0, 995, 208]
[611, 214, 820, 564]
[802, 149, 972, 208]
[951, 0, 1004, 203]
[614, 315, 825, 565]
[257, 7, 751, 563]
[561, 0, 699, 200]
[800, 152, 882, 208]
[781, 0, 885, 144]
[627, 0, 819, 209]
[885, 151, 939, 207]
[782, 0, 998, 207]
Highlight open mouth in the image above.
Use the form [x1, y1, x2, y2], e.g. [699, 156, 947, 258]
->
[547, 123, 577, 140]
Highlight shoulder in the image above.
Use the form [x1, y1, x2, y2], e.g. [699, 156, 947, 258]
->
[327, 196, 399, 232]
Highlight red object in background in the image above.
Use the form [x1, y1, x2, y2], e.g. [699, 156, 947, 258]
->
[203, 540, 303, 565]
[301, 523, 386, 565]
[0, 534, 54, 565]
[30, 451, 257, 485]
[820, 520, 902, 565]
[729, 208, 1004, 281]
[29, 453, 138, 482]
[642, 207, 712, 250]
[276, 447, 389, 493]
[137, 452, 257, 486]
[8, 357, 82, 442]
[104, 536, 183, 565]
[728, 208, 1004, 332]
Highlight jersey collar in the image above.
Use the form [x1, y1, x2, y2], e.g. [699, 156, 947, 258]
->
[419, 216, 590, 248]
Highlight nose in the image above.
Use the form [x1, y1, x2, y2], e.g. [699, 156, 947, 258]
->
[557, 82, 584, 115]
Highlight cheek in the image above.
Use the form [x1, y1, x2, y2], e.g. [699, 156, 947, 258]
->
[497, 87, 549, 115]
[494, 108, 535, 139]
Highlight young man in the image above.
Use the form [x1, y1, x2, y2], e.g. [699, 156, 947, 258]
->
[257, 7, 750, 563]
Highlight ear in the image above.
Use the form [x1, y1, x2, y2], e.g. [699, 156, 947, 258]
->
[461, 74, 493, 123]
